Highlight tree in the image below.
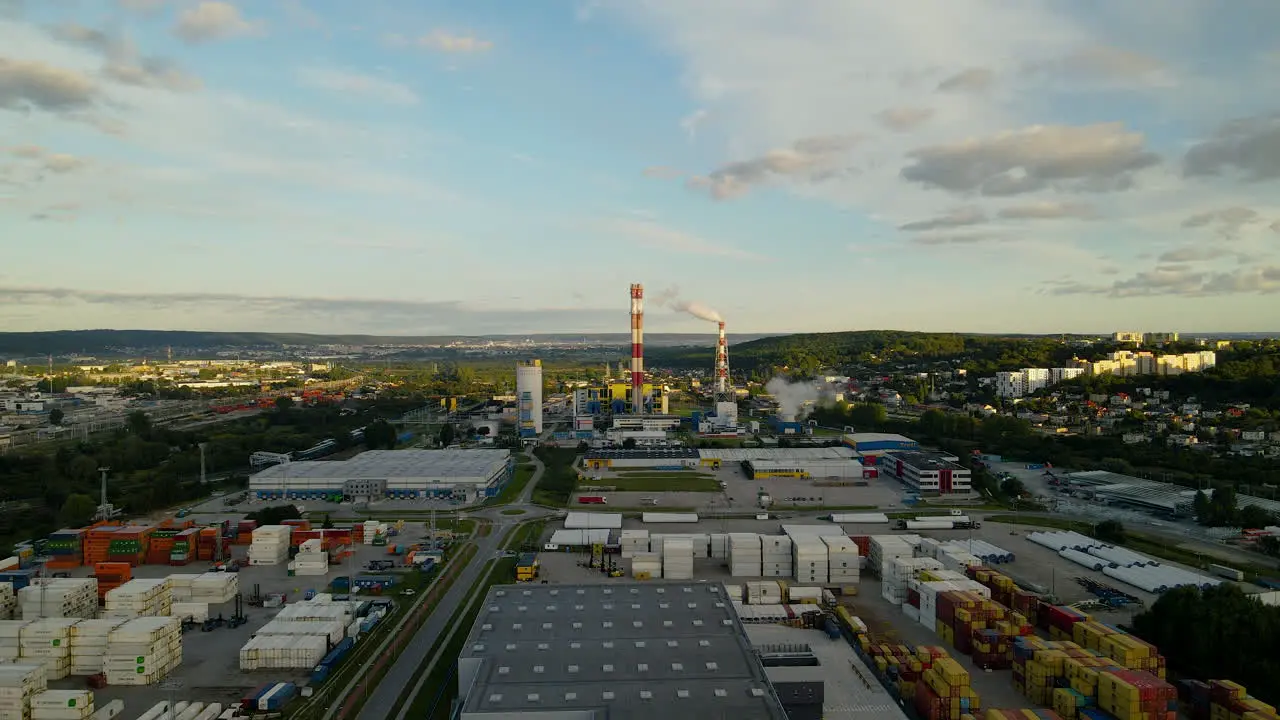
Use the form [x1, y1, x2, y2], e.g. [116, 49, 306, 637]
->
[476, 426, 490, 437]
[439, 424, 455, 446]
[48, 408, 64, 426]
[321, 513, 334, 529]
[622, 437, 638, 450]
[274, 396, 294, 413]
[246, 504, 302, 525]
[59, 493, 97, 526]
[1238, 504, 1276, 530]
[1000, 477, 1027, 499]
[1095, 520, 1126, 543]
[126, 410, 151, 439]
[365, 420, 397, 450]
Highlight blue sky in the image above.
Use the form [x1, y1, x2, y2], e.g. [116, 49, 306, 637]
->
[2, 0, 1280, 336]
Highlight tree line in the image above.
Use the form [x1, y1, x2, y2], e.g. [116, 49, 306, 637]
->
[1131, 584, 1280, 706]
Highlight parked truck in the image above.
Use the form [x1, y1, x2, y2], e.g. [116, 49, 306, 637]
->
[578, 496, 607, 505]
[895, 517, 982, 531]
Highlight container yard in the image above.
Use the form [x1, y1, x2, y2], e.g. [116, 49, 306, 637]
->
[524, 509, 1272, 720]
[0, 512, 437, 718]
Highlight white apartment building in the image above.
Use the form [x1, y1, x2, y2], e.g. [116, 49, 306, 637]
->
[996, 367, 1073, 398]
[1072, 351, 1216, 378]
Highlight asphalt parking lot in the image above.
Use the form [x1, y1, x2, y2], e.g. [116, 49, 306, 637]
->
[45, 542, 410, 712]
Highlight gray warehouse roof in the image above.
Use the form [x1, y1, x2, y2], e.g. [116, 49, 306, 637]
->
[249, 449, 510, 484]
[698, 447, 858, 462]
[1066, 469, 1280, 516]
[456, 582, 789, 720]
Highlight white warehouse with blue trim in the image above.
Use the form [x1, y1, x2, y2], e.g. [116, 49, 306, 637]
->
[248, 449, 513, 503]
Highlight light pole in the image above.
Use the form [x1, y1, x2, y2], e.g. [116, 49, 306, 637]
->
[159, 678, 182, 719]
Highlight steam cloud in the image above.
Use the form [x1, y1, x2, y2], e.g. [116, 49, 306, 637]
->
[654, 286, 723, 323]
[765, 377, 821, 420]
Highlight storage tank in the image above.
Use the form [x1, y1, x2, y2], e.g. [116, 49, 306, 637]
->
[516, 360, 543, 434]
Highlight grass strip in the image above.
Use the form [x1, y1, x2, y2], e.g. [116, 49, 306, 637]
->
[392, 521, 545, 718]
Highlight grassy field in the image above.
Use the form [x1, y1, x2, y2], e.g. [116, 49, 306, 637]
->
[485, 462, 537, 506]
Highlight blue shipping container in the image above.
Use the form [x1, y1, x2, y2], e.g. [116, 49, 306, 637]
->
[260, 682, 297, 711]
[310, 665, 331, 684]
[322, 638, 354, 667]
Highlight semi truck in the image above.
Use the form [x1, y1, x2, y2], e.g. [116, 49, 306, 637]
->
[577, 496, 607, 505]
[895, 516, 981, 531]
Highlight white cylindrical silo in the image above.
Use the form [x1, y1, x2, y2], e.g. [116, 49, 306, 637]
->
[516, 360, 544, 434]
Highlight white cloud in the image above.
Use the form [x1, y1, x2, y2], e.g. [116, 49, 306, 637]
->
[876, 107, 935, 132]
[296, 66, 419, 106]
[599, 216, 769, 261]
[680, 108, 708, 139]
[415, 31, 493, 53]
[174, 2, 263, 44]
[937, 67, 994, 94]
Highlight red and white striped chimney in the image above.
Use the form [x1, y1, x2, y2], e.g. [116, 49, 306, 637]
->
[715, 320, 729, 397]
[630, 283, 645, 414]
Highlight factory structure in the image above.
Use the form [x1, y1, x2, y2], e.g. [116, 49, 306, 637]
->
[247, 449, 513, 503]
[515, 359, 543, 438]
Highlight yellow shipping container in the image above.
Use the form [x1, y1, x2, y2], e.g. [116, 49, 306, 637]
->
[935, 657, 971, 686]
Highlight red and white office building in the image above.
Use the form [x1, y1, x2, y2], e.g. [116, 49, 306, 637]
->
[884, 451, 972, 495]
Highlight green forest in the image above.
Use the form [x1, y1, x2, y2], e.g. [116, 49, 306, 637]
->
[0, 404, 386, 554]
[1131, 584, 1280, 706]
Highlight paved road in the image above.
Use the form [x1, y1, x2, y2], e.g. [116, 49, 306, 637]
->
[355, 444, 550, 720]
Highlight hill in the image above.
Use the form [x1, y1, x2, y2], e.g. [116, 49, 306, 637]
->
[0, 330, 777, 357]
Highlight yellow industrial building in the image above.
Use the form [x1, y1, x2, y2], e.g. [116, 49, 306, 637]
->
[573, 382, 670, 415]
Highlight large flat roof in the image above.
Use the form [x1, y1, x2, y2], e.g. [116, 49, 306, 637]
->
[698, 447, 858, 462]
[585, 447, 700, 460]
[456, 582, 788, 720]
[887, 450, 966, 472]
[1066, 470, 1280, 515]
[745, 624, 908, 720]
[249, 449, 510, 482]
[841, 433, 917, 446]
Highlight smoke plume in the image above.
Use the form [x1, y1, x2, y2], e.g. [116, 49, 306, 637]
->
[654, 285, 722, 323]
[765, 377, 821, 420]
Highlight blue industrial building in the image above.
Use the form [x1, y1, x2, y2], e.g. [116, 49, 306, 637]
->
[247, 449, 513, 503]
[841, 432, 919, 454]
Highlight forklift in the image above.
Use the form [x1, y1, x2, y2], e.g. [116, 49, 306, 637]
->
[227, 593, 248, 629]
[247, 583, 264, 607]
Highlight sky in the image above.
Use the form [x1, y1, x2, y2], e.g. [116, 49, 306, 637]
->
[2, 0, 1280, 336]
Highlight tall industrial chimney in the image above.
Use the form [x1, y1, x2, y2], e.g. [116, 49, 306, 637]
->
[714, 320, 731, 401]
[630, 283, 645, 414]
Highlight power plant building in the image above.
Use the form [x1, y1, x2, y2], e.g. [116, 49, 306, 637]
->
[248, 449, 513, 503]
[573, 384, 670, 416]
[516, 360, 544, 436]
[453, 582, 789, 720]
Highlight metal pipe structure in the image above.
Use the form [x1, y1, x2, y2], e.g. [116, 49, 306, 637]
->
[630, 283, 645, 414]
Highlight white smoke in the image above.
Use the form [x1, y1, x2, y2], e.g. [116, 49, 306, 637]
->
[654, 285, 723, 323]
[766, 377, 821, 420]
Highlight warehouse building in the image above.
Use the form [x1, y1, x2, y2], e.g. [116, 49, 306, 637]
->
[841, 432, 918, 455]
[248, 449, 512, 502]
[585, 447, 700, 470]
[743, 458, 863, 480]
[454, 582, 789, 720]
[883, 451, 971, 495]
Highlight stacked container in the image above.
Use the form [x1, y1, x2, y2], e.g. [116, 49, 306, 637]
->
[709, 534, 729, 560]
[30, 689, 93, 720]
[165, 574, 201, 602]
[168, 528, 199, 566]
[660, 537, 694, 580]
[19, 579, 99, 620]
[761, 536, 793, 578]
[618, 530, 649, 558]
[145, 529, 179, 565]
[629, 552, 662, 580]
[19, 619, 81, 680]
[188, 572, 238, 604]
[104, 617, 183, 685]
[90, 564, 131, 603]
[239, 635, 327, 670]
[0, 582, 15, 620]
[69, 619, 125, 676]
[745, 581, 784, 604]
[792, 536, 828, 585]
[105, 525, 151, 567]
[291, 539, 328, 576]
[0, 663, 48, 720]
[821, 536, 860, 587]
[169, 603, 209, 623]
[916, 656, 980, 720]
[884, 556, 943, 606]
[103, 579, 173, 619]
[0, 621, 26, 661]
[277, 601, 354, 625]
[361, 521, 387, 546]
[256, 619, 344, 645]
[248, 526, 292, 566]
[869, 535, 920, 579]
[727, 534, 761, 578]
[45, 530, 85, 571]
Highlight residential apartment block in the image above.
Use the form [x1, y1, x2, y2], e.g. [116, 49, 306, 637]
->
[996, 367, 1082, 398]
[1073, 350, 1216, 378]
